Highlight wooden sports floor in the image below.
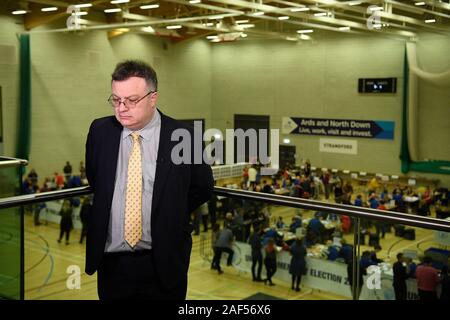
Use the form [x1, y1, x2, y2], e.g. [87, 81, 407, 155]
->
[23, 200, 440, 300]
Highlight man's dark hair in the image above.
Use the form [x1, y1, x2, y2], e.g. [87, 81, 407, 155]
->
[111, 60, 158, 91]
[396, 253, 403, 260]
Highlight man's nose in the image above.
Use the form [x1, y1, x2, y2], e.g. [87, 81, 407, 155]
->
[118, 100, 128, 111]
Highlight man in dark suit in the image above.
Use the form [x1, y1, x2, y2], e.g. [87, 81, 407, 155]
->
[85, 60, 214, 300]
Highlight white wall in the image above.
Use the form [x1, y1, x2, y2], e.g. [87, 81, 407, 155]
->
[26, 20, 211, 179]
[0, 12, 448, 186]
[210, 33, 450, 186]
[0, 15, 23, 157]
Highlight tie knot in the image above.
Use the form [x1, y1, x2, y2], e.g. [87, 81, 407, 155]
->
[131, 132, 140, 142]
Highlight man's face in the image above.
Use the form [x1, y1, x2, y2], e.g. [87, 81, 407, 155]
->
[111, 76, 157, 130]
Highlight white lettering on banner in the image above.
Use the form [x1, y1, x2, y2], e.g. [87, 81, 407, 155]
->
[232, 242, 425, 300]
[319, 138, 358, 155]
[232, 242, 353, 298]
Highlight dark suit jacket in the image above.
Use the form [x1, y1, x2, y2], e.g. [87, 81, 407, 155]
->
[85, 110, 214, 290]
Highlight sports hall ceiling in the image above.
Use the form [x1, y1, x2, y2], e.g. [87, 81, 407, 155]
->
[2, 0, 450, 42]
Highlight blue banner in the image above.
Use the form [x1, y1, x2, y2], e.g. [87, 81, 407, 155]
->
[282, 117, 395, 140]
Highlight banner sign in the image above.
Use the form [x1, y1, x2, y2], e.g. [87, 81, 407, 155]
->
[231, 242, 423, 300]
[282, 117, 394, 140]
[319, 138, 358, 155]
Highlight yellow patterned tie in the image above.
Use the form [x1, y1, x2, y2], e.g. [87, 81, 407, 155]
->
[124, 132, 142, 248]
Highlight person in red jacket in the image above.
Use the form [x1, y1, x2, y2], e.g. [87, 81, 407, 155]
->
[415, 256, 440, 300]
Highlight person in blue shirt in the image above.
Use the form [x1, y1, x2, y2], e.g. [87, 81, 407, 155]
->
[289, 216, 302, 234]
[360, 251, 377, 275]
[354, 194, 363, 207]
[276, 216, 285, 229]
[326, 241, 340, 261]
[307, 212, 326, 244]
[339, 240, 353, 263]
[405, 257, 417, 278]
[368, 193, 380, 209]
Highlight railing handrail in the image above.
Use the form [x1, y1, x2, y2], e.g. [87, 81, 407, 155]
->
[0, 186, 92, 209]
[0, 185, 449, 232]
[0, 156, 28, 168]
[215, 187, 450, 232]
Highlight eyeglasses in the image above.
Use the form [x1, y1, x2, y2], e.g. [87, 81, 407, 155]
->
[108, 91, 155, 108]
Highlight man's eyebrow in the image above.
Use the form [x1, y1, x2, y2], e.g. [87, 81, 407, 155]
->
[112, 94, 140, 99]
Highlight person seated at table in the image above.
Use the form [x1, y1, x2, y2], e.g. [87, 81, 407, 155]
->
[339, 239, 353, 263]
[262, 180, 274, 194]
[326, 240, 340, 261]
[290, 180, 303, 198]
[307, 212, 326, 244]
[289, 216, 302, 234]
[276, 216, 285, 229]
[380, 185, 390, 202]
[354, 194, 364, 207]
[393, 190, 403, 203]
[392, 184, 403, 196]
[368, 193, 380, 209]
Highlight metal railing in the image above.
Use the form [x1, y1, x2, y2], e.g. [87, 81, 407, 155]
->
[0, 156, 28, 168]
[1, 184, 449, 300]
[1, 186, 449, 232]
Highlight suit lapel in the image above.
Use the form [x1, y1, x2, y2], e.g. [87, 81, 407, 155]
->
[151, 110, 174, 217]
[105, 118, 122, 212]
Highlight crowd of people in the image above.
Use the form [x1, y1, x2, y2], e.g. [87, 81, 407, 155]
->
[22, 159, 450, 299]
[22, 161, 91, 245]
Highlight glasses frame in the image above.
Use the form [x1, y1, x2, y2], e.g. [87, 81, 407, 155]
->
[108, 91, 156, 109]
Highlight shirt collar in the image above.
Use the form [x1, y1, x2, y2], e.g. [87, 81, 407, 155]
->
[122, 109, 161, 141]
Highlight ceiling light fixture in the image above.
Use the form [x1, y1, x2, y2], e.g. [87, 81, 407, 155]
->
[297, 29, 313, 34]
[75, 3, 92, 8]
[338, 26, 350, 31]
[12, 10, 27, 15]
[251, 11, 265, 16]
[140, 4, 159, 9]
[236, 20, 249, 24]
[166, 25, 182, 29]
[111, 0, 129, 4]
[290, 7, 309, 12]
[369, 6, 383, 11]
[414, 2, 426, 6]
[314, 12, 327, 17]
[104, 8, 121, 13]
[278, 16, 289, 20]
[348, 1, 362, 5]
[41, 7, 58, 12]
[238, 24, 255, 28]
[425, 18, 436, 23]
[189, 0, 201, 3]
